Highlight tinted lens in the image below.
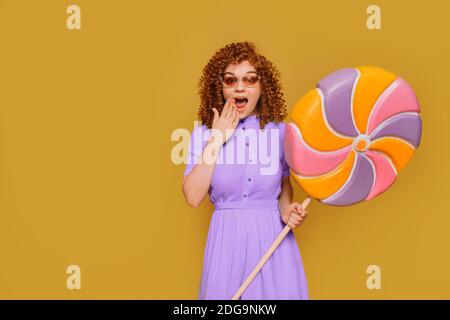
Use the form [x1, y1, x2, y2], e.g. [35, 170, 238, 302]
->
[243, 75, 259, 86]
[223, 76, 237, 87]
[222, 75, 260, 87]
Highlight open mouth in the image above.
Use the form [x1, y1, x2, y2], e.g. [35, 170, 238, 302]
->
[235, 98, 248, 109]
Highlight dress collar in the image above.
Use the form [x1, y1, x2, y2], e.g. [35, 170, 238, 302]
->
[238, 114, 258, 125]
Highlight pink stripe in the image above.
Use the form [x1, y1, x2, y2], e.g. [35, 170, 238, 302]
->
[364, 150, 397, 200]
[367, 77, 420, 134]
[285, 123, 351, 176]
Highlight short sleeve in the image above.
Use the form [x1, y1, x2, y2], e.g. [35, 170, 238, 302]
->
[183, 124, 208, 177]
[280, 123, 290, 178]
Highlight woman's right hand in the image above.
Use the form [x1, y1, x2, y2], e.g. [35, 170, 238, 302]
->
[280, 202, 308, 229]
[211, 99, 239, 145]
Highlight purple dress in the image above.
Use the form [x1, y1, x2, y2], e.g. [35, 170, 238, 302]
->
[184, 114, 308, 300]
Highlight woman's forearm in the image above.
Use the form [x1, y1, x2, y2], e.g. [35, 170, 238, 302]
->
[182, 138, 222, 207]
[278, 177, 293, 213]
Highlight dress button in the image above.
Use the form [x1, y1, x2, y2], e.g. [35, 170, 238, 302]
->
[245, 142, 249, 146]
[242, 127, 246, 130]
[248, 178, 252, 182]
[243, 194, 247, 198]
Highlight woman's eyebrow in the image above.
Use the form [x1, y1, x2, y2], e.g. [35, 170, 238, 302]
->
[224, 71, 257, 75]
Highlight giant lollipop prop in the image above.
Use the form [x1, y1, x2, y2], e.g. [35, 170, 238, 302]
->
[232, 66, 422, 300]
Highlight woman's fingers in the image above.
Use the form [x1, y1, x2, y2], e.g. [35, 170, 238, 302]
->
[287, 211, 304, 228]
[290, 213, 303, 224]
[297, 208, 307, 218]
[230, 103, 238, 124]
[288, 218, 302, 228]
[287, 217, 301, 228]
[222, 99, 238, 126]
[227, 99, 235, 119]
[282, 203, 308, 229]
[294, 203, 307, 218]
[221, 100, 230, 119]
[212, 108, 219, 124]
[223, 99, 232, 119]
[302, 210, 308, 218]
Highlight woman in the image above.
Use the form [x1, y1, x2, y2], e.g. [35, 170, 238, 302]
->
[182, 42, 308, 300]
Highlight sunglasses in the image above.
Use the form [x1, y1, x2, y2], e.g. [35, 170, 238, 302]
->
[220, 74, 261, 88]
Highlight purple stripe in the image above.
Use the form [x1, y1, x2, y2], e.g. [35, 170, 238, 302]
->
[322, 153, 374, 206]
[370, 113, 422, 147]
[317, 68, 359, 137]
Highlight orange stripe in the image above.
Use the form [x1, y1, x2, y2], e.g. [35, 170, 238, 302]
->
[369, 137, 415, 173]
[291, 151, 356, 199]
[353, 66, 396, 133]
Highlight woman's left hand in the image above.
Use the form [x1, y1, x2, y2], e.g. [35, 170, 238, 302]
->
[280, 202, 308, 229]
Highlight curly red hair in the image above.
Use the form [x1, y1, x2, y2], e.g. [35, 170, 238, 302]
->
[196, 42, 288, 129]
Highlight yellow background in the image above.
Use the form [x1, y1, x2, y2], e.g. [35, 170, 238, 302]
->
[0, 0, 449, 299]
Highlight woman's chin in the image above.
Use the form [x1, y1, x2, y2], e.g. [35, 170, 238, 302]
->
[236, 105, 245, 112]
[236, 106, 254, 118]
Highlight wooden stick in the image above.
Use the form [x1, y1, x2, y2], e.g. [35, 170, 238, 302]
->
[231, 197, 311, 300]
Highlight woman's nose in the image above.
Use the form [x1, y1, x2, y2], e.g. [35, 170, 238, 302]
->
[235, 82, 245, 91]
